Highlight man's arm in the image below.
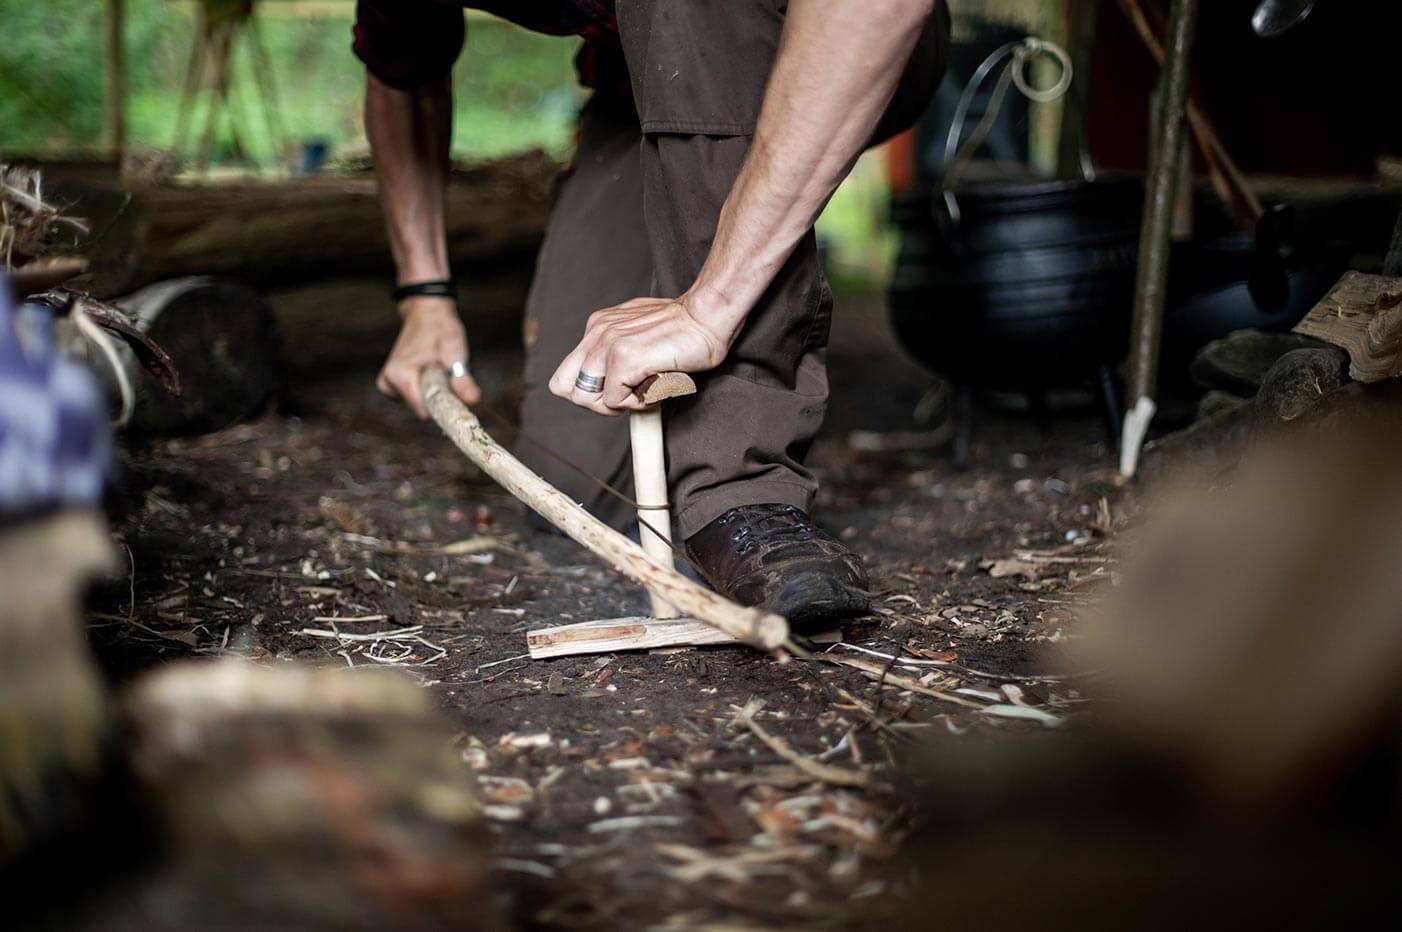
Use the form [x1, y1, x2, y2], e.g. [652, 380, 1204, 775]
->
[367, 72, 481, 417]
[550, 0, 935, 415]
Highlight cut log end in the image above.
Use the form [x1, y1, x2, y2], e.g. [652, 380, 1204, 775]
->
[635, 371, 698, 405]
[752, 611, 791, 651]
[115, 277, 280, 434]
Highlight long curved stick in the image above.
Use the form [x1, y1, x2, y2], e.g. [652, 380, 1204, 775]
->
[421, 369, 790, 651]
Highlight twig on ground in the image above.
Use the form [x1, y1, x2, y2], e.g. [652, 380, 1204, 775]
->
[311, 614, 389, 623]
[297, 625, 423, 642]
[737, 699, 874, 789]
[828, 656, 985, 709]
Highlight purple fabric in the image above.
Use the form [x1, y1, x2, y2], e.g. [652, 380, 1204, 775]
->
[0, 281, 113, 520]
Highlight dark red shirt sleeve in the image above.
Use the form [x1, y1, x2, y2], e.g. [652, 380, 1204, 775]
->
[353, 0, 466, 90]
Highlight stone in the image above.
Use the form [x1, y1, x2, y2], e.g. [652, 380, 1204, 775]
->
[1253, 347, 1351, 426]
[1189, 329, 1329, 397]
[1196, 389, 1250, 421]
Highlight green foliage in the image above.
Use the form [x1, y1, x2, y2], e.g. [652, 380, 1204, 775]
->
[0, 3, 888, 276]
[0, 2, 582, 163]
[0, 0, 113, 152]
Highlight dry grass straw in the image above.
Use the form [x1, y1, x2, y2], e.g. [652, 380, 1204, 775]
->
[0, 165, 88, 271]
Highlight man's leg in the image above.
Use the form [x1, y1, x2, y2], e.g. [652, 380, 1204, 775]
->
[615, 1, 949, 619]
[517, 97, 651, 528]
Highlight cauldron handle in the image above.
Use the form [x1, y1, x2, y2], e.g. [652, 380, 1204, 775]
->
[941, 37, 1078, 227]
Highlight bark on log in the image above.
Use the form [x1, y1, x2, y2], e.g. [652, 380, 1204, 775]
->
[113, 277, 280, 435]
[70, 153, 554, 299]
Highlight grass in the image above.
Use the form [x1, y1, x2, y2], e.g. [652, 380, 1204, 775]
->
[0, 1, 582, 162]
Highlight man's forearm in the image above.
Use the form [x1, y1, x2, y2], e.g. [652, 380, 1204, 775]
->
[366, 73, 454, 287]
[689, 0, 934, 336]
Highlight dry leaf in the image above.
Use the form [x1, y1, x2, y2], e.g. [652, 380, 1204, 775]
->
[986, 559, 1042, 580]
[318, 496, 374, 535]
[905, 645, 959, 662]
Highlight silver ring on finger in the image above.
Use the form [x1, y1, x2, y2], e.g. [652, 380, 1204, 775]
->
[574, 371, 605, 394]
[449, 360, 471, 380]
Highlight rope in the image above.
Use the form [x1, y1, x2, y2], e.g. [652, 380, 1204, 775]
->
[941, 37, 1078, 224]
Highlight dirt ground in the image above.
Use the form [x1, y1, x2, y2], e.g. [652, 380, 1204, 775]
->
[89, 284, 1124, 929]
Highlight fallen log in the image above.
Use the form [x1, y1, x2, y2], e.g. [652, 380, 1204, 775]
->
[420, 368, 791, 652]
[110, 276, 280, 434]
[69, 153, 555, 299]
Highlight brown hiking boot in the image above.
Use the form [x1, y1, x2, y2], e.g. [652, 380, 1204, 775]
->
[686, 504, 871, 625]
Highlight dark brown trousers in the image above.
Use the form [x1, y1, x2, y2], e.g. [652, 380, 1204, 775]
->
[518, 0, 949, 537]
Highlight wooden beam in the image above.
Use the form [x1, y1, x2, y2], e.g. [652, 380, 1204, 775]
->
[104, 0, 127, 160]
[1055, 0, 1102, 180]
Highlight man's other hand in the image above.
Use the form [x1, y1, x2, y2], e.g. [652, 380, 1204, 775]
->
[548, 294, 732, 416]
[377, 298, 481, 418]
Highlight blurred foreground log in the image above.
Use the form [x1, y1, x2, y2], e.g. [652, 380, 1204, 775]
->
[892, 406, 1402, 931]
[0, 511, 115, 865]
[74, 153, 555, 299]
[113, 660, 495, 930]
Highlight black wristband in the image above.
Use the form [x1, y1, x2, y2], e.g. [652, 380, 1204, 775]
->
[393, 279, 457, 303]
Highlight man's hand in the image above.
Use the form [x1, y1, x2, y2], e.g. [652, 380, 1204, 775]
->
[552, 0, 933, 419]
[548, 293, 733, 416]
[365, 71, 462, 419]
[377, 298, 481, 418]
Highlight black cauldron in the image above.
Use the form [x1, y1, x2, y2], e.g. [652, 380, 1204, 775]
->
[888, 175, 1144, 392]
[889, 179, 1350, 398]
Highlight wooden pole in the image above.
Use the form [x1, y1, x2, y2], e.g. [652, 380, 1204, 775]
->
[1117, 0, 1264, 232]
[1055, 0, 1102, 180]
[630, 408, 675, 616]
[420, 369, 790, 651]
[1120, 0, 1199, 477]
[104, 0, 127, 160]
[628, 372, 697, 620]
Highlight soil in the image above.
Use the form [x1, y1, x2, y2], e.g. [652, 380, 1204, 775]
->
[88, 284, 1124, 930]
